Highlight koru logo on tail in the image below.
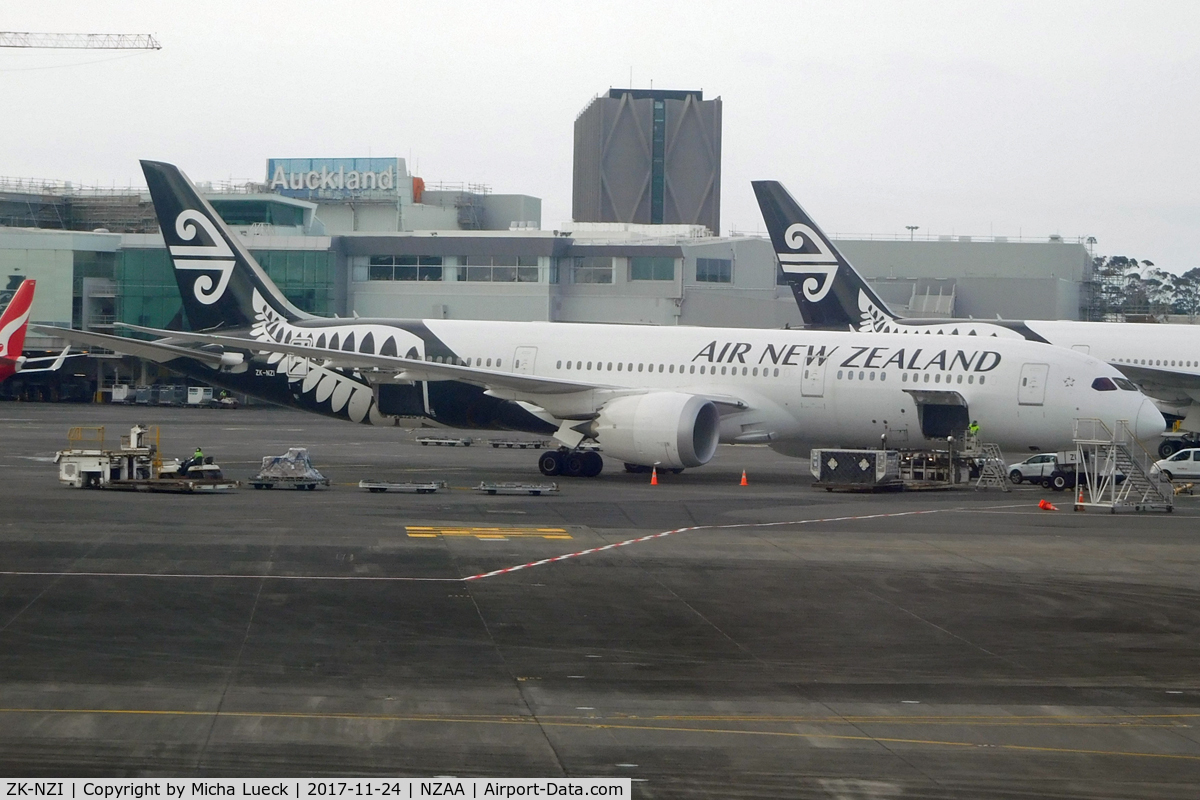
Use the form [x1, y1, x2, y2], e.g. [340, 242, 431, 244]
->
[169, 210, 235, 305]
[776, 223, 838, 302]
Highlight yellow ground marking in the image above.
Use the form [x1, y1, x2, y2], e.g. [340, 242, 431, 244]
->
[406, 526, 571, 540]
[2, 708, 1198, 761]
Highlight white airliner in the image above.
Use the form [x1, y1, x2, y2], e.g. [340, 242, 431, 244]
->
[35, 162, 1164, 478]
[754, 180, 1200, 454]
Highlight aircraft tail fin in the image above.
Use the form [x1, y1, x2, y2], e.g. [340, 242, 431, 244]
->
[140, 160, 310, 331]
[0, 279, 35, 363]
[751, 181, 900, 330]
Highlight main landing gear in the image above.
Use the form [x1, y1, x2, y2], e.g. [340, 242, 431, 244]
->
[538, 448, 604, 478]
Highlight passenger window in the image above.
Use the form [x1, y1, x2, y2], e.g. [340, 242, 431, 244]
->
[587, 361, 592, 370]
[773, 368, 779, 377]
[556, 360, 562, 369]
[1091, 377, 1117, 391]
[1172, 452, 1188, 461]
[486, 358, 492, 367]
[1193, 451, 1200, 461]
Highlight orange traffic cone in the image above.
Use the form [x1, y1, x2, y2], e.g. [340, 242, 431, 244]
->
[1038, 499, 1058, 511]
[650, 467, 658, 486]
[740, 470, 748, 486]
[1075, 483, 1085, 511]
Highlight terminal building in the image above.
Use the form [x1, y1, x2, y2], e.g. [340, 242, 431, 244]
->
[1, 98, 1095, 400]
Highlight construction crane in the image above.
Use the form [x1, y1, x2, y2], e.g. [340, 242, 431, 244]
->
[0, 32, 160, 49]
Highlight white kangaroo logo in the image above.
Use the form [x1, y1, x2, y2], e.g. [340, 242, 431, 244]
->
[169, 209, 235, 305]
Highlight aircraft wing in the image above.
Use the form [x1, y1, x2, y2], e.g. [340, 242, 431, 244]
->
[30, 325, 228, 369]
[116, 323, 621, 396]
[115, 323, 753, 412]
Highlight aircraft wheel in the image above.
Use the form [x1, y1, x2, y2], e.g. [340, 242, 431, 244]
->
[564, 452, 587, 478]
[1009, 470, 1023, 484]
[538, 451, 562, 476]
[581, 451, 603, 477]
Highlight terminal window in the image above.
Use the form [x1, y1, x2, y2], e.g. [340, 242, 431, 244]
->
[457, 255, 539, 282]
[369, 255, 443, 281]
[696, 258, 732, 283]
[630, 257, 676, 281]
[572, 257, 613, 284]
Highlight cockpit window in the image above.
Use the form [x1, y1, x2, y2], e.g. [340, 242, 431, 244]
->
[1091, 377, 1117, 391]
[1113, 377, 1138, 391]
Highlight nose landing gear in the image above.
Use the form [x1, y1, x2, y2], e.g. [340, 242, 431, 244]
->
[538, 447, 603, 478]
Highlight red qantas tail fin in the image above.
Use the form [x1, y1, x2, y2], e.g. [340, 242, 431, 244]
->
[0, 279, 35, 363]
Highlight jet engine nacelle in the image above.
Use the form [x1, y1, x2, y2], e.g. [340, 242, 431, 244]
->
[592, 392, 720, 469]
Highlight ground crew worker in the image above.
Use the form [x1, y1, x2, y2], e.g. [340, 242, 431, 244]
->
[968, 420, 981, 438]
[193, 446, 204, 461]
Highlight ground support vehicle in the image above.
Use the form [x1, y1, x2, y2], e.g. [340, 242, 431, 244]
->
[358, 479, 446, 494]
[488, 439, 548, 449]
[1157, 431, 1200, 459]
[1151, 448, 1200, 481]
[55, 424, 236, 493]
[476, 482, 559, 496]
[250, 448, 330, 490]
[417, 436, 472, 447]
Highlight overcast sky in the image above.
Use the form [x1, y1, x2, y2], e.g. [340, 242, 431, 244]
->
[4, 1, 1198, 273]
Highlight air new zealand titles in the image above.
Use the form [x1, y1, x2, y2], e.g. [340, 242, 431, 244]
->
[690, 340, 1001, 374]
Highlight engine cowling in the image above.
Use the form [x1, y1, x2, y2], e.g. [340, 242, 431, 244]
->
[590, 392, 720, 469]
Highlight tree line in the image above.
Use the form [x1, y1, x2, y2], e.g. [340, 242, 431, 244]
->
[1091, 255, 1200, 320]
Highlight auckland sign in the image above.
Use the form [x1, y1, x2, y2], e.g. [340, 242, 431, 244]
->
[266, 158, 405, 199]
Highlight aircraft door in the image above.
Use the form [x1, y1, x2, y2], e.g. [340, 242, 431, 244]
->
[1018, 363, 1049, 406]
[801, 355, 827, 397]
[513, 346, 538, 375]
[285, 355, 310, 380]
[284, 334, 312, 379]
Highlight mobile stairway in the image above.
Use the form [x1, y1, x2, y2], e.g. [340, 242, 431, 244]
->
[1072, 418, 1173, 513]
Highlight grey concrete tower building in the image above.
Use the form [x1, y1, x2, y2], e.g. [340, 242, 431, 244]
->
[573, 89, 722, 233]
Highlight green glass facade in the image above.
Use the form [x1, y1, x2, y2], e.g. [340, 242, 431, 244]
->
[116, 248, 335, 329]
[253, 250, 335, 314]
